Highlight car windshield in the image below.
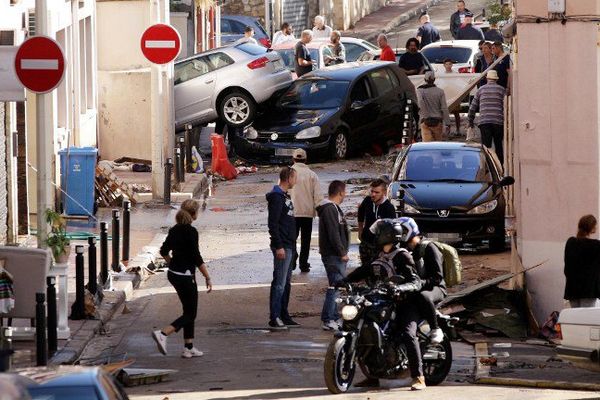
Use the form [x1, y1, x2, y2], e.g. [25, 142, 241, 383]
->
[422, 47, 472, 64]
[274, 48, 320, 71]
[400, 149, 492, 182]
[236, 43, 268, 55]
[28, 386, 99, 400]
[361, 40, 379, 50]
[278, 79, 348, 109]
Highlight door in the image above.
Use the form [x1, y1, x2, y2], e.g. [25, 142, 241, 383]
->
[368, 67, 404, 138]
[343, 76, 380, 148]
[282, 0, 308, 34]
[174, 55, 216, 126]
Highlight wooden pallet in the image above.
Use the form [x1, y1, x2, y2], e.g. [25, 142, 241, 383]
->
[95, 165, 137, 206]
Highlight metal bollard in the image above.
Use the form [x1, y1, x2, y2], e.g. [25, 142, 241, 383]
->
[122, 200, 131, 261]
[164, 158, 172, 205]
[178, 136, 186, 180]
[174, 148, 181, 183]
[70, 246, 86, 320]
[88, 237, 97, 295]
[100, 222, 108, 286]
[111, 210, 120, 272]
[46, 277, 57, 356]
[35, 292, 47, 366]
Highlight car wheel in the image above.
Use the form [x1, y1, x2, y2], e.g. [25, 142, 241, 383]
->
[489, 236, 506, 252]
[330, 130, 349, 160]
[219, 92, 256, 128]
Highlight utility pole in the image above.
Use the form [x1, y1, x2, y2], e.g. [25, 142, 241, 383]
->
[151, 0, 165, 199]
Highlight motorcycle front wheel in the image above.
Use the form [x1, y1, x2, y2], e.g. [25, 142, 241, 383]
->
[424, 336, 453, 386]
[324, 336, 356, 394]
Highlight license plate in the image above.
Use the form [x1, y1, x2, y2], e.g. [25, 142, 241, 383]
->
[275, 148, 295, 157]
[427, 233, 461, 242]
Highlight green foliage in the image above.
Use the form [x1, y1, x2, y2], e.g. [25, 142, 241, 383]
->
[487, 2, 512, 26]
[44, 209, 70, 260]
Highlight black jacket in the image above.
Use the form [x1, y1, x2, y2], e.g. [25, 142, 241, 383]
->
[414, 241, 447, 292]
[456, 24, 485, 41]
[160, 224, 204, 274]
[564, 237, 600, 300]
[316, 199, 350, 257]
[358, 197, 397, 243]
[450, 8, 470, 39]
[266, 185, 296, 249]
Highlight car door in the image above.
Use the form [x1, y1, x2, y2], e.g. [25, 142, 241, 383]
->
[343, 75, 380, 148]
[174, 55, 216, 126]
[367, 67, 401, 139]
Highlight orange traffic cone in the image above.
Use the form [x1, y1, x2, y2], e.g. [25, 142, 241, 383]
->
[210, 134, 238, 180]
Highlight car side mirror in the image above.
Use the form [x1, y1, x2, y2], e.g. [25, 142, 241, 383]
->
[351, 100, 364, 111]
[498, 176, 515, 187]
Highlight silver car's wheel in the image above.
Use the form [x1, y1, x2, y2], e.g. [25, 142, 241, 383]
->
[220, 92, 256, 127]
[330, 131, 348, 160]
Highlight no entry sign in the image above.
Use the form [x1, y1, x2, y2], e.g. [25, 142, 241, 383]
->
[140, 24, 181, 64]
[15, 36, 65, 93]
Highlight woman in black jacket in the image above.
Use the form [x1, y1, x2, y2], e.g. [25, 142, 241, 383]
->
[152, 199, 212, 358]
[564, 215, 600, 308]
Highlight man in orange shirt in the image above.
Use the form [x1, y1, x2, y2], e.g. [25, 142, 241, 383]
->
[377, 34, 395, 62]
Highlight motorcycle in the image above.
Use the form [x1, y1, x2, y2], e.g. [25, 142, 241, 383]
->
[324, 282, 458, 394]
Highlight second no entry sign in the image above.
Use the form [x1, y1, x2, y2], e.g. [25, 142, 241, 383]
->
[141, 24, 181, 64]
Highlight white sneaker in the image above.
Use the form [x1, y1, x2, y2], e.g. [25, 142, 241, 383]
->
[429, 328, 444, 344]
[321, 320, 340, 331]
[152, 330, 168, 355]
[181, 347, 204, 358]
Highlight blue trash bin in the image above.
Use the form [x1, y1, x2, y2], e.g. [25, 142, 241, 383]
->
[58, 147, 98, 216]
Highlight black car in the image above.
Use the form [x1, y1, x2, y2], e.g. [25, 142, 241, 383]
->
[233, 62, 416, 163]
[388, 142, 514, 251]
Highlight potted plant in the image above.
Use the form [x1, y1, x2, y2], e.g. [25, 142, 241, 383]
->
[45, 209, 71, 263]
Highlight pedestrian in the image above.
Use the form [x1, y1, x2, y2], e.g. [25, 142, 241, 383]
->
[450, 0, 471, 40]
[442, 59, 462, 136]
[316, 180, 350, 331]
[290, 148, 322, 273]
[485, 22, 504, 43]
[473, 39, 486, 60]
[357, 179, 396, 267]
[456, 12, 485, 41]
[474, 41, 495, 87]
[266, 167, 301, 330]
[295, 30, 315, 78]
[324, 30, 345, 66]
[399, 38, 426, 76]
[234, 26, 258, 45]
[312, 15, 333, 39]
[468, 69, 506, 163]
[564, 215, 600, 308]
[492, 41, 510, 89]
[377, 33, 396, 62]
[416, 13, 440, 49]
[152, 199, 212, 358]
[416, 71, 451, 142]
[272, 22, 295, 46]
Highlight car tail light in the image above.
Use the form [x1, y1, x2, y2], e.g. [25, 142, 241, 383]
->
[555, 323, 563, 340]
[247, 57, 270, 69]
[259, 37, 271, 48]
[458, 66, 475, 73]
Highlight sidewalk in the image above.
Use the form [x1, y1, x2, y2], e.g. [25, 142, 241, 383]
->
[341, 0, 441, 42]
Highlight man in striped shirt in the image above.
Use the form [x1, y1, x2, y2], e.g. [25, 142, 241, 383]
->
[468, 70, 506, 164]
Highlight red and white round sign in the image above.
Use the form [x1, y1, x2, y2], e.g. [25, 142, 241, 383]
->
[15, 36, 65, 93]
[140, 24, 181, 64]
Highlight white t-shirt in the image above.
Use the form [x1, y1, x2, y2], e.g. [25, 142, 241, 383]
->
[312, 25, 333, 40]
[272, 31, 296, 46]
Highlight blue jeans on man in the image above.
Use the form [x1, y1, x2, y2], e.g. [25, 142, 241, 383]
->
[321, 255, 347, 322]
[270, 248, 294, 321]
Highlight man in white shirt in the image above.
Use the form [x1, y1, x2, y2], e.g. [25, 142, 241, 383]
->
[272, 22, 295, 46]
[234, 26, 258, 45]
[312, 15, 333, 39]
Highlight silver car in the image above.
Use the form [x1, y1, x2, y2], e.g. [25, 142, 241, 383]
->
[174, 43, 292, 128]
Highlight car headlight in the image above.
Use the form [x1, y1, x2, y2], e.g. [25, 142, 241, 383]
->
[295, 126, 321, 139]
[244, 127, 258, 140]
[341, 305, 359, 321]
[467, 199, 498, 214]
[403, 203, 421, 214]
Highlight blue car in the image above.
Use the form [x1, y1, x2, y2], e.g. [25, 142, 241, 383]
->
[221, 15, 271, 48]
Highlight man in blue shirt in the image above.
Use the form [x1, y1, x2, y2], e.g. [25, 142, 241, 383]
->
[416, 13, 440, 49]
[492, 41, 510, 89]
[457, 12, 485, 40]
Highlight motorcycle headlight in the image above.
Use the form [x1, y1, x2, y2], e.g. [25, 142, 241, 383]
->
[467, 199, 498, 214]
[403, 203, 421, 214]
[244, 126, 258, 140]
[341, 305, 359, 321]
[295, 126, 321, 139]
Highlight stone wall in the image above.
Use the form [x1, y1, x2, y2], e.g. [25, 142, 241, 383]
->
[221, 0, 266, 22]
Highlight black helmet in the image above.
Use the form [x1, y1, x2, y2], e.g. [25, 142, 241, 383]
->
[370, 219, 404, 247]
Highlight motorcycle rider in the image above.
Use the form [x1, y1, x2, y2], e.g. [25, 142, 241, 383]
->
[341, 219, 427, 390]
[398, 217, 447, 344]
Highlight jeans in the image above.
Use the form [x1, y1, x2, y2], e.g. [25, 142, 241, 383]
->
[479, 123, 504, 164]
[321, 255, 347, 322]
[168, 271, 198, 340]
[269, 248, 294, 321]
[294, 217, 313, 269]
[416, 287, 446, 330]
[397, 301, 423, 378]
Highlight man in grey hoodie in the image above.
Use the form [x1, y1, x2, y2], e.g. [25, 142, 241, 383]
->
[316, 180, 350, 331]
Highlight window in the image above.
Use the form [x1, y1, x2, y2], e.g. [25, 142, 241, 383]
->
[350, 77, 372, 103]
[369, 69, 393, 96]
[220, 19, 232, 34]
[386, 68, 400, 88]
[344, 43, 364, 62]
[421, 47, 472, 64]
[230, 19, 247, 34]
[236, 43, 267, 56]
[0, 31, 14, 45]
[279, 79, 349, 109]
[174, 57, 213, 84]
[207, 52, 234, 70]
[400, 149, 492, 182]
